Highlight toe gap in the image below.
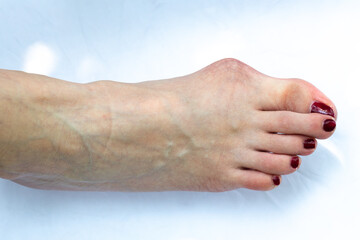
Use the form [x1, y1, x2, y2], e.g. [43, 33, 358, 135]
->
[256, 149, 272, 153]
[240, 167, 251, 170]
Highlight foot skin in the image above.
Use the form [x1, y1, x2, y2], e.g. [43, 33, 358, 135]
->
[11, 59, 337, 192]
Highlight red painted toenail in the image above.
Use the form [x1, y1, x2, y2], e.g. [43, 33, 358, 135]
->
[304, 138, 316, 149]
[272, 176, 280, 186]
[323, 119, 336, 132]
[311, 101, 335, 117]
[291, 156, 300, 169]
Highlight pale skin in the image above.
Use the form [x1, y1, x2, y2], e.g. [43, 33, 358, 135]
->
[0, 58, 337, 192]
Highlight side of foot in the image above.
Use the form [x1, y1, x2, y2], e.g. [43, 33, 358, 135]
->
[9, 58, 337, 192]
[73, 58, 336, 192]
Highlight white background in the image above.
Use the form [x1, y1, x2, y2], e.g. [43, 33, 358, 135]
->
[1, 0, 359, 239]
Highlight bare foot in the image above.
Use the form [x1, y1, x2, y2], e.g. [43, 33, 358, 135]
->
[8, 59, 337, 192]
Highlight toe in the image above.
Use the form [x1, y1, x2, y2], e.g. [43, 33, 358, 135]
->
[257, 77, 338, 119]
[257, 111, 336, 139]
[240, 151, 301, 175]
[231, 169, 281, 191]
[250, 132, 317, 156]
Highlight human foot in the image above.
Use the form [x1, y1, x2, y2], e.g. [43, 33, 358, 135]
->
[7, 59, 337, 192]
[75, 58, 337, 192]
[128, 58, 337, 191]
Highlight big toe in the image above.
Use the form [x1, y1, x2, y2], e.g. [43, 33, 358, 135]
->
[257, 77, 338, 120]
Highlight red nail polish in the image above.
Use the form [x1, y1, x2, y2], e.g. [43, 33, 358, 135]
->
[272, 176, 280, 186]
[323, 119, 336, 132]
[311, 101, 335, 117]
[291, 156, 300, 169]
[304, 138, 316, 149]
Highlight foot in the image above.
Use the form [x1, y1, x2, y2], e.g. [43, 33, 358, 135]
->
[11, 59, 338, 192]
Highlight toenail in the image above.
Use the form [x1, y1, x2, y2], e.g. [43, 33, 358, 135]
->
[311, 101, 335, 117]
[323, 119, 336, 132]
[304, 138, 316, 149]
[291, 156, 300, 169]
[272, 176, 280, 186]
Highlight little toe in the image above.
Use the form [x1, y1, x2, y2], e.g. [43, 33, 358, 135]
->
[231, 169, 281, 191]
[251, 133, 317, 156]
[240, 151, 301, 175]
[258, 111, 336, 139]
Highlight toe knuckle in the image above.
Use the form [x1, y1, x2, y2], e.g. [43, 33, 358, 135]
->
[240, 175, 273, 191]
[261, 157, 278, 171]
[280, 82, 303, 108]
[279, 80, 312, 110]
[278, 113, 291, 129]
[253, 182, 274, 191]
[262, 156, 291, 175]
[308, 116, 320, 133]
